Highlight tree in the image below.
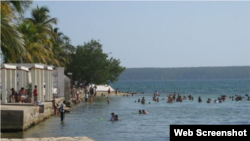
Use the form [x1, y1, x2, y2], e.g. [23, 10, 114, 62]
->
[17, 20, 53, 63]
[1, 1, 32, 63]
[22, 5, 57, 64]
[48, 28, 76, 67]
[68, 39, 125, 85]
[26, 5, 57, 33]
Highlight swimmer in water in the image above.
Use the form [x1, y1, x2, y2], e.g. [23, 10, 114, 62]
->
[139, 110, 142, 114]
[114, 115, 119, 121]
[142, 109, 148, 114]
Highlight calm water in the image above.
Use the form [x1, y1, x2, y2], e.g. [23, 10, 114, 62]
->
[2, 79, 250, 141]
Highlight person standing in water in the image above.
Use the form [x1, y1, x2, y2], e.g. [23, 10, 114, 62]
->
[108, 88, 111, 94]
[85, 93, 89, 104]
[60, 101, 66, 121]
[107, 97, 110, 104]
[141, 97, 146, 104]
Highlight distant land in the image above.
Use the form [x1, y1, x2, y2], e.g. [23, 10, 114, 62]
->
[118, 66, 250, 81]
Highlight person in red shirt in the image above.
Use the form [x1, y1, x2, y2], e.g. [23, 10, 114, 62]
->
[33, 85, 38, 106]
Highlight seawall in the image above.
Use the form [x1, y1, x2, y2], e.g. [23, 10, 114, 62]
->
[0, 97, 65, 132]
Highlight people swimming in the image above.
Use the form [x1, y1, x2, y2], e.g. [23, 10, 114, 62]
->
[141, 97, 146, 104]
[110, 112, 119, 121]
[139, 110, 142, 114]
[198, 96, 202, 103]
[114, 115, 119, 121]
[110, 112, 115, 121]
[207, 98, 211, 103]
[142, 109, 148, 114]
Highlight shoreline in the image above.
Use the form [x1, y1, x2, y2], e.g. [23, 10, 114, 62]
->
[0, 91, 134, 141]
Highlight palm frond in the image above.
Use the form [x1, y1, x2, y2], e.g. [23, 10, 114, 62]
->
[1, 17, 26, 63]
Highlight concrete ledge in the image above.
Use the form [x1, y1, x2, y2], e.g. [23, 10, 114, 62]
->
[1, 97, 65, 132]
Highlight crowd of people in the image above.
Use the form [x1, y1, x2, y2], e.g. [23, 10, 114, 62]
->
[55, 81, 250, 125]
[54, 84, 250, 123]
[164, 92, 250, 103]
[9, 85, 39, 106]
[129, 90, 250, 117]
[133, 91, 250, 105]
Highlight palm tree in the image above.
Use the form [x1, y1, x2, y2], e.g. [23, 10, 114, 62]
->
[61, 36, 76, 67]
[18, 20, 53, 63]
[26, 5, 57, 34]
[48, 26, 76, 67]
[49, 27, 67, 67]
[1, 1, 32, 63]
[21, 5, 58, 64]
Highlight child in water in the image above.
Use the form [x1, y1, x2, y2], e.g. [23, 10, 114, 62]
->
[142, 109, 148, 114]
[114, 115, 119, 121]
[110, 112, 115, 121]
[106, 97, 110, 104]
[139, 110, 142, 114]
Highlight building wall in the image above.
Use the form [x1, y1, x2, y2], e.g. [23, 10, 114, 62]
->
[53, 67, 65, 97]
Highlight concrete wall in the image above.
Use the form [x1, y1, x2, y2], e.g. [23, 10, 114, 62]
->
[1, 97, 64, 131]
[57, 67, 65, 97]
[1, 110, 24, 131]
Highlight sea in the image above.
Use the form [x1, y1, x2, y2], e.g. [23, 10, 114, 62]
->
[1, 79, 250, 141]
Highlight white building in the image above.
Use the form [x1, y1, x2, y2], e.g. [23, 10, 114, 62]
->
[52, 67, 66, 97]
[1, 63, 73, 104]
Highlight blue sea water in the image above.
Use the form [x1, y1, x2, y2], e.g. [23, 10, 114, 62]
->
[1, 79, 250, 141]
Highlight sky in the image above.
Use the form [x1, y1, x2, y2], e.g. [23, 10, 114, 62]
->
[26, 0, 250, 68]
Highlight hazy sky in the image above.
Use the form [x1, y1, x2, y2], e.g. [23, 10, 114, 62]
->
[27, 1, 250, 68]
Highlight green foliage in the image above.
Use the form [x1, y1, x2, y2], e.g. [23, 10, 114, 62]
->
[1, 0, 32, 63]
[21, 0, 33, 10]
[67, 39, 125, 85]
[1, 16, 26, 63]
[1, 3, 125, 85]
[26, 83, 32, 97]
